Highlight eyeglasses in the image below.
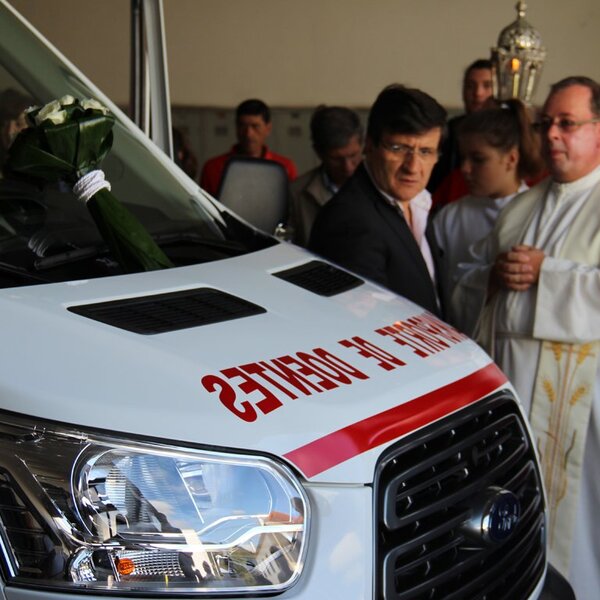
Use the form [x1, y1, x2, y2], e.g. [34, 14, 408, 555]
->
[380, 141, 440, 161]
[533, 116, 600, 134]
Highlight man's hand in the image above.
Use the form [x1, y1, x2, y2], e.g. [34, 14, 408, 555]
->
[492, 244, 545, 291]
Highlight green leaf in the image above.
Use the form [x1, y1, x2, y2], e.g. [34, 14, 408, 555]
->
[87, 189, 173, 272]
[75, 114, 115, 175]
[43, 121, 79, 167]
[7, 129, 73, 182]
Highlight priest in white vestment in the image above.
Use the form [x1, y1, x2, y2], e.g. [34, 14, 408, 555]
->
[452, 77, 600, 600]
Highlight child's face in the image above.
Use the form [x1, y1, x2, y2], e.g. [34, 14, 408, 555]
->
[459, 133, 519, 199]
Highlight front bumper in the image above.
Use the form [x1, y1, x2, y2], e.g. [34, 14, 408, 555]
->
[540, 563, 576, 600]
[0, 484, 572, 600]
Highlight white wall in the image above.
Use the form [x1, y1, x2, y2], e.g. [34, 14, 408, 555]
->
[9, 0, 600, 110]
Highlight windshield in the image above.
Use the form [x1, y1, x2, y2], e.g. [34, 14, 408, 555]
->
[0, 2, 275, 288]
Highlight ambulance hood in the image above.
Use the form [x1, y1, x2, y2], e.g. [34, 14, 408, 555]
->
[0, 242, 504, 483]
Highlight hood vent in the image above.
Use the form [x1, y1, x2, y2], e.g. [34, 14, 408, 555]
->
[273, 260, 363, 296]
[68, 288, 266, 334]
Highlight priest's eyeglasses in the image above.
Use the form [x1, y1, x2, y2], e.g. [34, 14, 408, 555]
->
[380, 141, 440, 161]
[533, 116, 600, 134]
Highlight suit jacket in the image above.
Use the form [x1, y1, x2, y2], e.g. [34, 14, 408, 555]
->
[309, 163, 443, 317]
[289, 166, 333, 247]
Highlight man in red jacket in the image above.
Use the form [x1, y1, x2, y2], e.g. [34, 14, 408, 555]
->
[200, 98, 297, 197]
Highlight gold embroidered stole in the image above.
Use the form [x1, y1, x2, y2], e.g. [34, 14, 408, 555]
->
[530, 341, 597, 575]
[476, 179, 600, 575]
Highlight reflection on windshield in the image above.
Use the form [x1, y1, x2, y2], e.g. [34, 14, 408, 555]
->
[0, 7, 276, 288]
[0, 88, 32, 165]
[0, 171, 271, 286]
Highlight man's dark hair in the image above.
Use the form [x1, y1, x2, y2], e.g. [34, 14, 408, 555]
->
[549, 76, 600, 116]
[236, 99, 271, 123]
[463, 58, 493, 83]
[366, 84, 447, 146]
[310, 105, 363, 153]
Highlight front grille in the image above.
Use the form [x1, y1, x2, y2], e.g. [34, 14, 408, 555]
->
[375, 393, 545, 599]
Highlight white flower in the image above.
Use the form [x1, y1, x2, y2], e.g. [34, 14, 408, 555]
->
[81, 98, 109, 114]
[45, 110, 67, 125]
[30, 96, 109, 127]
[34, 99, 62, 125]
[59, 94, 76, 106]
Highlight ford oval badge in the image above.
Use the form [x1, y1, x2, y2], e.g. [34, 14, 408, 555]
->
[482, 489, 521, 543]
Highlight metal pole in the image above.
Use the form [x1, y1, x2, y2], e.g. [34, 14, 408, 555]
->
[129, 0, 146, 130]
[143, 0, 173, 157]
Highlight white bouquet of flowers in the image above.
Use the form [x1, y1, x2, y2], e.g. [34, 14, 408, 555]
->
[6, 95, 173, 272]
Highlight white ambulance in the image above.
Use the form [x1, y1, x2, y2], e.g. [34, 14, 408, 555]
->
[0, 1, 572, 599]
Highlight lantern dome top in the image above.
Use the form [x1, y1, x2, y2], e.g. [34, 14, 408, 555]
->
[497, 2, 544, 53]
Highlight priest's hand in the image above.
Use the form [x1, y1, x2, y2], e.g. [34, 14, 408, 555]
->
[492, 244, 545, 291]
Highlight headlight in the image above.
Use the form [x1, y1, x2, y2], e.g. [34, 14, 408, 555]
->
[0, 413, 309, 595]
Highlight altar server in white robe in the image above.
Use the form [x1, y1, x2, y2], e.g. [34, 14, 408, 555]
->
[433, 98, 543, 335]
[452, 76, 600, 599]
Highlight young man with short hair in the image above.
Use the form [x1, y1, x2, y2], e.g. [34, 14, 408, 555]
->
[200, 99, 297, 197]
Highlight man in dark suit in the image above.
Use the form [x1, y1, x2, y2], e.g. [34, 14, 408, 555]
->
[309, 84, 446, 317]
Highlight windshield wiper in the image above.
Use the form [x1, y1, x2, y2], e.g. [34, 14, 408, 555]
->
[33, 233, 246, 271]
[152, 232, 247, 257]
[33, 244, 108, 271]
[32, 232, 247, 273]
[0, 260, 50, 283]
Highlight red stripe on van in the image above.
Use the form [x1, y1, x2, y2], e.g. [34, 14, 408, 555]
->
[284, 362, 508, 478]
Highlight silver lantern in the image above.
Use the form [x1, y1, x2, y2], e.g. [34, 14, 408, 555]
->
[491, 1, 546, 104]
